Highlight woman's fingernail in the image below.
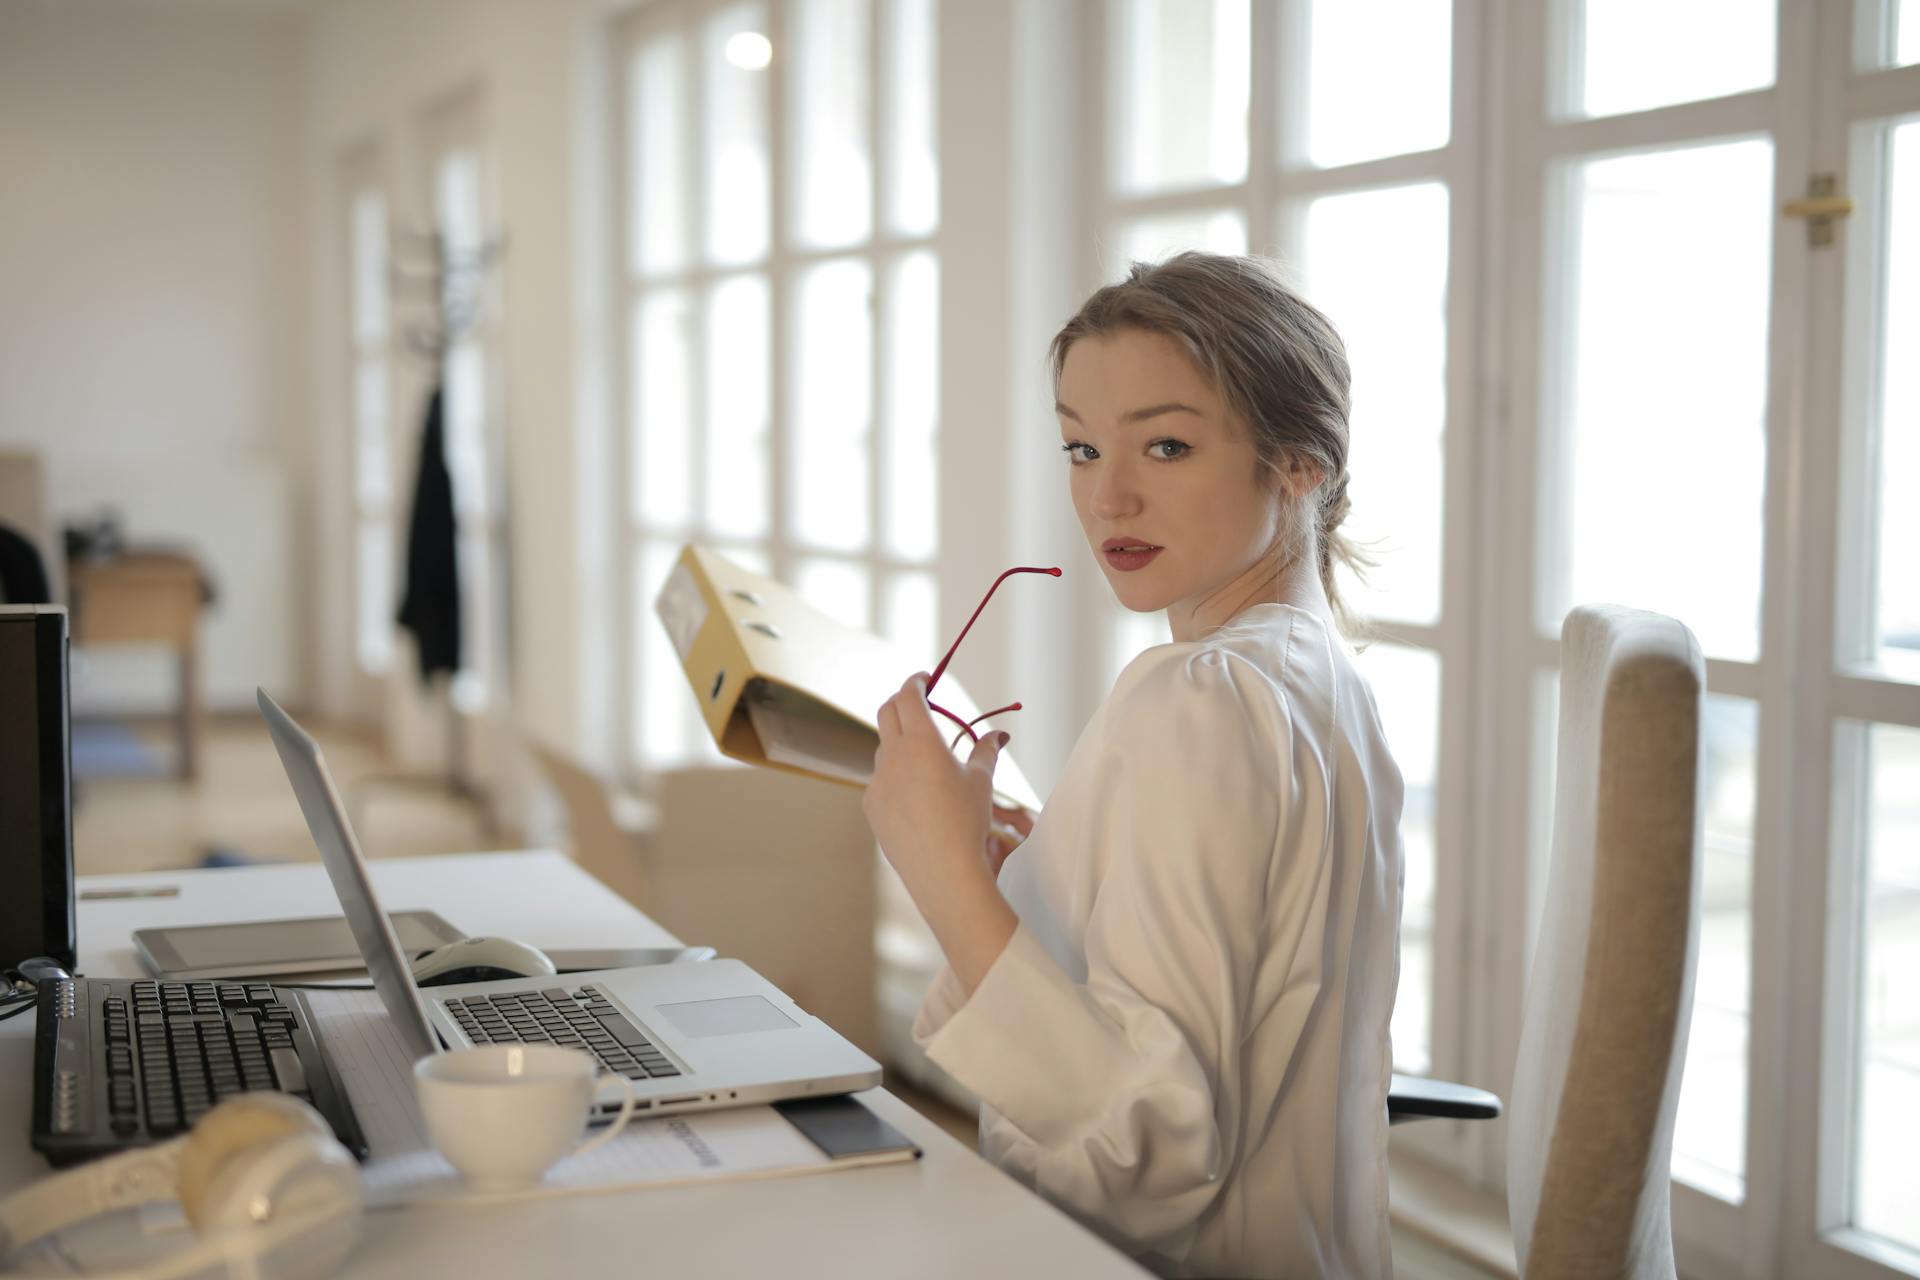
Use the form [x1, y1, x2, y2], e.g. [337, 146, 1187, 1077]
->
[996, 732, 1011, 748]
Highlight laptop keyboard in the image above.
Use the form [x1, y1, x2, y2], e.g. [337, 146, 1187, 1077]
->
[441, 984, 683, 1081]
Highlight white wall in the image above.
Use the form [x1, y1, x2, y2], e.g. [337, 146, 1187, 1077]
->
[0, 0, 309, 712]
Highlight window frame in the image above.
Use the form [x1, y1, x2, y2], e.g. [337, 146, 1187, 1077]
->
[1784, 6, 1920, 1278]
[1506, 3, 1920, 1276]
[613, 0, 944, 783]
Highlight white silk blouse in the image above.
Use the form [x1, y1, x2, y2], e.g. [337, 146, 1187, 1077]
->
[913, 602, 1405, 1279]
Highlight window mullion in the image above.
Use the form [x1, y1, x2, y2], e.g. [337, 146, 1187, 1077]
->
[1771, 0, 1843, 1260]
[870, 0, 891, 613]
[612, 25, 637, 777]
[686, 20, 712, 554]
[1269, 0, 1309, 261]
[1475, 0, 1553, 1195]
[1245, 0, 1278, 249]
[1416, 0, 1480, 1175]
[768, 0, 793, 586]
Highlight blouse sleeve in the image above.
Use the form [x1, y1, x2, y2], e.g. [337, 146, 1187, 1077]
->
[913, 646, 1302, 1263]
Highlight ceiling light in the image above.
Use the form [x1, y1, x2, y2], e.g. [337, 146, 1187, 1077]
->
[725, 32, 772, 70]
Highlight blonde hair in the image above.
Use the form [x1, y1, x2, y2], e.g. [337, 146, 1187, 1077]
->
[1049, 252, 1370, 636]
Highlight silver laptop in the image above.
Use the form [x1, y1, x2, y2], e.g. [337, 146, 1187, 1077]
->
[256, 688, 881, 1119]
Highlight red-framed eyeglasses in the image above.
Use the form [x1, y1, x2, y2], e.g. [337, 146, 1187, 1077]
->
[924, 566, 1063, 745]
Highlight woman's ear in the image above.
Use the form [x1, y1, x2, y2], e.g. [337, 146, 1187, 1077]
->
[1279, 453, 1325, 500]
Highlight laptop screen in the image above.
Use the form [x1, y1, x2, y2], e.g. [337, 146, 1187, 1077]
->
[256, 688, 441, 1061]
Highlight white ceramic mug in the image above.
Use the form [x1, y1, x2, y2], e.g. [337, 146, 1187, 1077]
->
[414, 1045, 637, 1190]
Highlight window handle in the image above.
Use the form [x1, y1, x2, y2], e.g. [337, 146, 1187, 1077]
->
[1781, 174, 1853, 247]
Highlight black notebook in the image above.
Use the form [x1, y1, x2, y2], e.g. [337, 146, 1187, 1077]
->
[774, 1094, 923, 1163]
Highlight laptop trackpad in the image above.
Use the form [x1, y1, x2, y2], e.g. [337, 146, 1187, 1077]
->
[657, 995, 798, 1038]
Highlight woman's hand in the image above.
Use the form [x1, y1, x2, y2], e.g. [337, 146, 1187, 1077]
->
[866, 673, 1006, 894]
[985, 803, 1037, 879]
[865, 674, 1019, 995]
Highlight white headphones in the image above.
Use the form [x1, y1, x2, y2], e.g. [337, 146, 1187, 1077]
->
[0, 1093, 362, 1280]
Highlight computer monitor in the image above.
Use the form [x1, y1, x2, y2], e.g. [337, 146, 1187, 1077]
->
[0, 605, 76, 972]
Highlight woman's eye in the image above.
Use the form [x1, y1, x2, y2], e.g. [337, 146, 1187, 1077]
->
[1061, 442, 1098, 463]
[1150, 439, 1191, 460]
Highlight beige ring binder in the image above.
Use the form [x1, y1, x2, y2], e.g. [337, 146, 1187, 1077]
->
[654, 545, 1042, 812]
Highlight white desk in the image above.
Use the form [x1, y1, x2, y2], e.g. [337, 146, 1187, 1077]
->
[0, 852, 1144, 1278]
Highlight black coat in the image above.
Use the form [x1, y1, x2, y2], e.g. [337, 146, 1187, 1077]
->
[395, 385, 462, 680]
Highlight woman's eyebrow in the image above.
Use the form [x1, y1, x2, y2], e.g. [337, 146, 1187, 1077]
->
[1054, 401, 1204, 424]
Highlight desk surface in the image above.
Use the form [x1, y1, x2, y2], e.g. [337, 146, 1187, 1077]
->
[0, 852, 1143, 1278]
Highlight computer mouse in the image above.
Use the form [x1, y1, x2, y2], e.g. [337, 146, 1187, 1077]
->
[410, 936, 559, 987]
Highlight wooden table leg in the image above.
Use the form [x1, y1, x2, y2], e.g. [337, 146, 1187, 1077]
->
[178, 639, 201, 781]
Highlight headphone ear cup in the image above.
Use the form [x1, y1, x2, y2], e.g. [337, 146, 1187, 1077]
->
[176, 1094, 337, 1230]
[194, 1132, 363, 1280]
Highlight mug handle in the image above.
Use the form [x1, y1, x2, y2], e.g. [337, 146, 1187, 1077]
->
[570, 1072, 639, 1161]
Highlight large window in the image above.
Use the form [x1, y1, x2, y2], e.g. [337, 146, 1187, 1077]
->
[1090, 2, 1920, 1276]
[1512, 6, 1920, 1274]
[618, 0, 941, 775]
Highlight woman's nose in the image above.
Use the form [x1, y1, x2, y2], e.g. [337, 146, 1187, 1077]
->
[1089, 460, 1142, 521]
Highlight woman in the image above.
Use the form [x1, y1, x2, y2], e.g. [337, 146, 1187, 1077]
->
[863, 252, 1404, 1279]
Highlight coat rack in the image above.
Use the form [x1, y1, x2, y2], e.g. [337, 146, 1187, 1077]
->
[389, 223, 508, 363]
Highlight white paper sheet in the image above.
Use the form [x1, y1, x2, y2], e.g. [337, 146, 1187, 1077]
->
[655, 562, 709, 662]
[301, 989, 907, 1211]
[743, 687, 879, 785]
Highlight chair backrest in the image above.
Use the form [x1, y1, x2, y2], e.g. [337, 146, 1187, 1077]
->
[0, 523, 52, 604]
[655, 766, 878, 1054]
[0, 451, 60, 604]
[1507, 605, 1705, 1280]
[525, 740, 655, 911]
[526, 746, 880, 1054]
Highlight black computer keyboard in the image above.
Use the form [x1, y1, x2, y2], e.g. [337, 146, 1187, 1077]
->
[31, 978, 366, 1167]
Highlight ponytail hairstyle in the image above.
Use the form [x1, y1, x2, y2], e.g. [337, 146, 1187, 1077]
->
[1049, 252, 1372, 638]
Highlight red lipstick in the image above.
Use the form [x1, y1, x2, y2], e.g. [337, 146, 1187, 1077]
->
[1101, 537, 1162, 572]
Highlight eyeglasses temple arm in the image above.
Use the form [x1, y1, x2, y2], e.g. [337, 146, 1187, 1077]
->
[927, 566, 1062, 692]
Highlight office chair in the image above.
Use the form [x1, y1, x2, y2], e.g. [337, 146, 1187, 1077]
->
[1506, 604, 1703, 1278]
[1388, 1073, 1502, 1124]
[0, 523, 52, 605]
[0, 450, 60, 604]
[1392, 605, 1704, 1280]
[654, 766, 879, 1054]
[525, 739, 658, 911]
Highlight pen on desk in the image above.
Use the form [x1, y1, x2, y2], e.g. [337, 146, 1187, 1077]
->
[78, 886, 182, 901]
